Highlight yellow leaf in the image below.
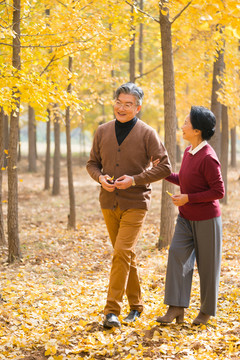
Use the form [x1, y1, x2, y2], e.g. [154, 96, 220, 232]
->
[45, 346, 57, 356]
[233, 28, 240, 39]
[4, 149, 8, 154]
[161, 10, 168, 16]
[1, 167, 5, 171]
[199, 22, 210, 31]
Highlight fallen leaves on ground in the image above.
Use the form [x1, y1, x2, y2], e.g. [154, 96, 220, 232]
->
[0, 163, 239, 359]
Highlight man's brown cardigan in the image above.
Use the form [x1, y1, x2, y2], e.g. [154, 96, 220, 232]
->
[86, 119, 171, 210]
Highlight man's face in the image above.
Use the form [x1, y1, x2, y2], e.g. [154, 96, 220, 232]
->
[114, 93, 141, 123]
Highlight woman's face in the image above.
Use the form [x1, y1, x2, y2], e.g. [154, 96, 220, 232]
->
[181, 114, 200, 142]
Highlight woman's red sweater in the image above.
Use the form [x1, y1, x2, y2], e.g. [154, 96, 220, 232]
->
[166, 144, 225, 221]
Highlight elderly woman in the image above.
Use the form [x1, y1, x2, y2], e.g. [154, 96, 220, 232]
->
[157, 106, 225, 325]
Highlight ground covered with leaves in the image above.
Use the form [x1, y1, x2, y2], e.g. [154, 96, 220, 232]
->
[0, 160, 240, 360]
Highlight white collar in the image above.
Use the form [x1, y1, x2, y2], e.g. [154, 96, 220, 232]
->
[188, 140, 208, 155]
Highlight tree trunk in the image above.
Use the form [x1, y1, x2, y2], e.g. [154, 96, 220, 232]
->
[230, 127, 237, 168]
[0, 108, 6, 246]
[159, 4, 176, 248]
[138, 0, 143, 119]
[28, 105, 37, 172]
[66, 57, 76, 229]
[3, 114, 9, 167]
[44, 111, 51, 190]
[52, 107, 60, 196]
[8, 0, 21, 262]
[220, 104, 228, 204]
[210, 48, 224, 159]
[139, 0, 143, 77]
[129, 5, 135, 83]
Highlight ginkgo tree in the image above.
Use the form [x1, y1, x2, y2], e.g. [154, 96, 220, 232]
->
[0, 0, 145, 261]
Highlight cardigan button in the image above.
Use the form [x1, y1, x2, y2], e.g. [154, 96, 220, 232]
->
[116, 164, 119, 166]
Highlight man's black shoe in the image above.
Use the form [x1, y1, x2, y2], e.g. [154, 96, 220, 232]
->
[103, 313, 121, 329]
[123, 310, 141, 323]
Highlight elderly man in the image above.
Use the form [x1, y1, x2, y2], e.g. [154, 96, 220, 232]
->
[86, 82, 171, 329]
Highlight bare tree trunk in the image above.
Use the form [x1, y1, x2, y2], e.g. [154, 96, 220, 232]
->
[28, 105, 37, 172]
[138, 0, 143, 77]
[129, 4, 135, 83]
[44, 111, 51, 190]
[0, 108, 6, 246]
[138, 0, 143, 119]
[3, 114, 8, 167]
[220, 104, 228, 204]
[159, 3, 176, 248]
[230, 126, 237, 168]
[8, 0, 21, 262]
[66, 57, 76, 229]
[210, 48, 224, 159]
[52, 107, 60, 196]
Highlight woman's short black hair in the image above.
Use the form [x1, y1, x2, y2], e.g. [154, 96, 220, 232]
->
[190, 106, 216, 140]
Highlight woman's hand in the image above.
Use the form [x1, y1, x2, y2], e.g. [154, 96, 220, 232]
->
[171, 194, 189, 207]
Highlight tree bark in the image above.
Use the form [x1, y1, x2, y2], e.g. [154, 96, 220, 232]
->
[66, 57, 76, 229]
[210, 48, 224, 159]
[138, 0, 143, 119]
[8, 0, 21, 262]
[44, 111, 51, 190]
[220, 104, 228, 204]
[52, 107, 61, 196]
[28, 105, 37, 172]
[230, 127, 237, 168]
[159, 4, 176, 248]
[0, 108, 6, 246]
[129, 5, 135, 83]
[138, 0, 143, 77]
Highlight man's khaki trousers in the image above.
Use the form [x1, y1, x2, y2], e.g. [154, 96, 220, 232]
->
[102, 206, 147, 316]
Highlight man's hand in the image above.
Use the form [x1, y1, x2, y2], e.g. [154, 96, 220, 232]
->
[99, 175, 116, 192]
[171, 194, 189, 207]
[115, 175, 134, 189]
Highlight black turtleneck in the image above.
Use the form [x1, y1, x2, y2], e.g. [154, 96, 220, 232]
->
[115, 117, 138, 146]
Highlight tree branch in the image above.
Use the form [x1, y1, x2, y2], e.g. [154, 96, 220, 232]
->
[40, 55, 56, 76]
[39, 45, 94, 76]
[135, 64, 163, 80]
[135, 46, 180, 80]
[125, 0, 159, 23]
[0, 35, 97, 49]
[171, 1, 192, 24]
